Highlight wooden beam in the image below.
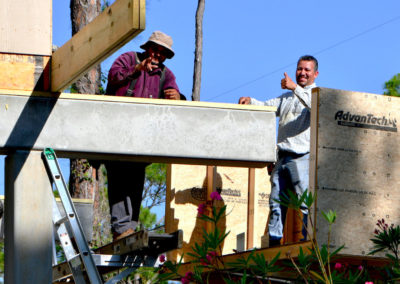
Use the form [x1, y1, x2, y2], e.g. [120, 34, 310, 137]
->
[174, 241, 393, 281]
[175, 241, 312, 276]
[51, 0, 145, 92]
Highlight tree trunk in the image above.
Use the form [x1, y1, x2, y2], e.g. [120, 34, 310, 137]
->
[69, 0, 112, 246]
[191, 0, 205, 101]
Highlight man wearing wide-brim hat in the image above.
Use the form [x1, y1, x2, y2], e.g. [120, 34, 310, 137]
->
[107, 30, 180, 99]
[105, 31, 183, 241]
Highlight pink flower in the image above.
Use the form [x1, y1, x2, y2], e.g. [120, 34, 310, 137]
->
[200, 258, 208, 266]
[210, 191, 222, 201]
[365, 282, 373, 284]
[185, 271, 194, 279]
[334, 262, 342, 270]
[358, 265, 363, 271]
[181, 271, 194, 283]
[204, 251, 217, 264]
[208, 251, 217, 257]
[197, 203, 206, 215]
[159, 254, 166, 263]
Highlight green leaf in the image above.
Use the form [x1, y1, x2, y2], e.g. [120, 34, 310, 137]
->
[384, 73, 400, 97]
[330, 244, 345, 258]
[198, 214, 215, 223]
[309, 270, 325, 282]
[321, 209, 336, 224]
[215, 205, 227, 222]
[304, 190, 315, 209]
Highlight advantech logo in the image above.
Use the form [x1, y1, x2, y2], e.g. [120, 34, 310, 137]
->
[334, 110, 397, 132]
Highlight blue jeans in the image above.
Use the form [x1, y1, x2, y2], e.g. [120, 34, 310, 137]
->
[268, 152, 309, 242]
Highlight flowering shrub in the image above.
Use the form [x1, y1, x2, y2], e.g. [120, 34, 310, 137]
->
[369, 219, 400, 282]
[210, 191, 222, 201]
[370, 218, 400, 260]
[157, 191, 281, 283]
[274, 190, 373, 283]
[156, 190, 380, 283]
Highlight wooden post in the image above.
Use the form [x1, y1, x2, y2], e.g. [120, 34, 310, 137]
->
[246, 168, 255, 249]
[283, 208, 305, 244]
[206, 166, 216, 234]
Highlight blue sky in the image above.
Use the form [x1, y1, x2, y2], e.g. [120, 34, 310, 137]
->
[52, 0, 400, 102]
[1, 1, 399, 219]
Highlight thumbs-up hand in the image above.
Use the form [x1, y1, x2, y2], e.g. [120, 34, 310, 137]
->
[281, 72, 297, 91]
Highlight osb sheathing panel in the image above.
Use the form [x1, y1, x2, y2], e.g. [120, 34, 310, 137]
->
[312, 87, 399, 256]
[0, 54, 50, 91]
[166, 164, 270, 262]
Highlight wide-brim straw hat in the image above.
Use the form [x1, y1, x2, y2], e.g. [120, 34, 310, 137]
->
[140, 31, 174, 59]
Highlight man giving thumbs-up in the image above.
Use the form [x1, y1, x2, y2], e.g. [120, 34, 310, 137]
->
[239, 55, 319, 247]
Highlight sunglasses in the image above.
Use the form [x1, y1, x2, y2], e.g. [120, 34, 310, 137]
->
[148, 44, 168, 56]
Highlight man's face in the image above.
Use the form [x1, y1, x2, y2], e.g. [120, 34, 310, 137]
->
[147, 44, 168, 65]
[296, 60, 319, 87]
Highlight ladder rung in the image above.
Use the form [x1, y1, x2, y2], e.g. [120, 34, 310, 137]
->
[54, 215, 69, 227]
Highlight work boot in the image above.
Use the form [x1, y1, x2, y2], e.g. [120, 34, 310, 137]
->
[269, 238, 281, 247]
[113, 228, 135, 241]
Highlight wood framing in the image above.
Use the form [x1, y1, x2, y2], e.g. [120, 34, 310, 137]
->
[51, 0, 146, 92]
[165, 164, 271, 261]
[0, 0, 52, 55]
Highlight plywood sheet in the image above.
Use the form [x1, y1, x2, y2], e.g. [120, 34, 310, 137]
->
[311, 87, 400, 256]
[165, 164, 270, 261]
[0, 0, 52, 55]
[0, 54, 50, 91]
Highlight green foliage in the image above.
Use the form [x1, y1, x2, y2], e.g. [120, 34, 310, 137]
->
[369, 219, 400, 282]
[157, 254, 185, 282]
[228, 250, 282, 280]
[143, 163, 167, 209]
[53, 189, 60, 198]
[99, 71, 108, 94]
[69, 83, 78, 94]
[275, 189, 315, 211]
[101, 0, 111, 11]
[138, 205, 157, 230]
[384, 73, 400, 97]
[129, 267, 160, 283]
[67, 70, 108, 94]
[369, 219, 400, 260]
[0, 241, 4, 274]
[274, 189, 374, 283]
[322, 210, 337, 225]
[157, 193, 286, 283]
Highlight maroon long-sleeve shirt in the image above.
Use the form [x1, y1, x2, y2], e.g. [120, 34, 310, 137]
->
[106, 51, 180, 98]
